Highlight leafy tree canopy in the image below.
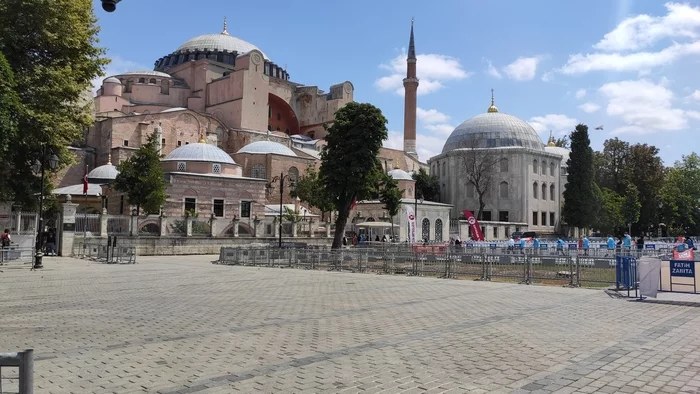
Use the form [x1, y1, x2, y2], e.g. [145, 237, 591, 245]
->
[113, 133, 167, 215]
[0, 0, 108, 206]
[319, 102, 388, 248]
[621, 183, 641, 230]
[291, 166, 335, 214]
[595, 188, 625, 236]
[412, 168, 439, 201]
[379, 172, 403, 238]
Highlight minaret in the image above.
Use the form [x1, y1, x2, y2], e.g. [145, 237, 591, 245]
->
[403, 18, 419, 155]
[154, 122, 163, 154]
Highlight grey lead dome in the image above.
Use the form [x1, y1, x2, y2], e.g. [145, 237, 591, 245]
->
[442, 112, 544, 153]
[163, 143, 236, 164]
[176, 34, 268, 61]
[237, 141, 297, 157]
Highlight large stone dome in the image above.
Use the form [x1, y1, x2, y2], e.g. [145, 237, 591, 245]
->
[442, 112, 544, 153]
[237, 141, 296, 157]
[88, 163, 119, 183]
[163, 142, 236, 164]
[176, 33, 268, 60]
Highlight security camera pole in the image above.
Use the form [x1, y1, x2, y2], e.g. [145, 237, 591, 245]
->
[101, 0, 122, 12]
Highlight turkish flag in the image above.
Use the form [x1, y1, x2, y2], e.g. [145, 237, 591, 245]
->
[463, 210, 484, 241]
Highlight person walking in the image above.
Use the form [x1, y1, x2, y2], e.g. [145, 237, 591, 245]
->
[46, 228, 57, 256]
[583, 235, 590, 256]
[556, 237, 565, 256]
[1, 228, 11, 264]
[520, 237, 526, 254]
[606, 235, 615, 257]
[623, 232, 632, 255]
[533, 236, 540, 255]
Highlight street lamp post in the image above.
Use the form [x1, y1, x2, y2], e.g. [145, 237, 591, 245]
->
[31, 147, 60, 269]
[413, 192, 423, 244]
[267, 172, 295, 248]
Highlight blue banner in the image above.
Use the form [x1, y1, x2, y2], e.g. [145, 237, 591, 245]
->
[670, 260, 695, 278]
[645, 244, 655, 249]
[568, 243, 577, 250]
[489, 243, 497, 249]
[540, 243, 548, 248]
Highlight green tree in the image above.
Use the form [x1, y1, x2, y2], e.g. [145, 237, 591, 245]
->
[291, 166, 335, 216]
[621, 183, 641, 235]
[563, 124, 597, 230]
[626, 143, 664, 231]
[412, 168, 439, 201]
[0, 51, 21, 202]
[0, 0, 108, 206]
[595, 188, 625, 235]
[319, 102, 388, 249]
[379, 173, 403, 239]
[554, 136, 569, 148]
[659, 153, 700, 235]
[595, 138, 630, 194]
[113, 134, 167, 215]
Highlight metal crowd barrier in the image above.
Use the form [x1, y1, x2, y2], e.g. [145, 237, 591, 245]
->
[0, 247, 35, 270]
[0, 349, 33, 394]
[215, 246, 632, 287]
[73, 236, 136, 264]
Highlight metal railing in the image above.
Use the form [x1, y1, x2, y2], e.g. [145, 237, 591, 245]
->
[72, 237, 136, 264]
[0, 349, 33, 394]
[0, 247, 34, 270]
[215, 246, 632, 287]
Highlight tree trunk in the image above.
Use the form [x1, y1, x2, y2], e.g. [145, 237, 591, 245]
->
[477, 194, 486, 220]
[390, 215, 395, 241]
[332, 212, 349, 249]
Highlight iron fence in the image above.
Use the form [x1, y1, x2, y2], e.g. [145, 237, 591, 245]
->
[0, 349, 33, 394]
[106, 216, 130, 235]
[0, 247, 34, 270]
[215, 246, 627, 287]
[75, 213, 100, 234]
[9, 212, 37, 236]
[72, 237, 136, 264]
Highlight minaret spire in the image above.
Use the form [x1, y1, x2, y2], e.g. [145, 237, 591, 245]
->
[408, 18, 416, 61]
[403, 19, 419, 156]
[221, 16, 229, 35]
[487, 88, 499, 113]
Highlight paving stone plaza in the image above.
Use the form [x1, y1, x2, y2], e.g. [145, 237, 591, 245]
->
[2, 256, 700, 393]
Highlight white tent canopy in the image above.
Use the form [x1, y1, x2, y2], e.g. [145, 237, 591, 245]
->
[356, 221, 394, 228]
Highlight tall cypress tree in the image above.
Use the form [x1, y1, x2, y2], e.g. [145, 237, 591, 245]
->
[563, 124, 597, 229]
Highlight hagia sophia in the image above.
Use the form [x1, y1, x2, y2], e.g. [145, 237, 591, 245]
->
[51, 19, 571, 242]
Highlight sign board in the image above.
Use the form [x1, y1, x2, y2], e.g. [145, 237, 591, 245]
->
[645, 244, 656, 249]
[489, 243, 497, 249]
[62, 223, 76, 232]
[465, 243, 474, 248]
[568, 243, 577, 250]
[670, 260, 695, 278]
[540, 243, 548, 249]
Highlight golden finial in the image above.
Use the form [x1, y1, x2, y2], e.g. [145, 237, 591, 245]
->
[199, 134, 206, 143]
[107, 150, 112, 165]
[547, 130, 556, 147]
[221, 17, 229, 35]
[487, 88, 499, 113]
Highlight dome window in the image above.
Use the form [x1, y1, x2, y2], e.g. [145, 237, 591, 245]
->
[138, 78, 145, 83]
[212, 163, 222, 174]
[149, 78, 156, 84]
[177, 162, 186, 172]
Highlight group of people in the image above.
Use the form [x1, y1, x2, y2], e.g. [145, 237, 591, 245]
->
[0, 228, 57, 256]
[342, 233, 395, 246]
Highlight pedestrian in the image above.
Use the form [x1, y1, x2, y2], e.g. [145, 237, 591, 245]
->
[533, 236, 540, 255]
[519, 237, 526, 254]
[507, 237, 515, 254]
[556, 237, 565, 255]
[623, 232, 632, 255]
[46, 228, 57, 256]
[583, 235, 590, 256]
[605, 235, 615, 257]
[1, 228, 11, 264]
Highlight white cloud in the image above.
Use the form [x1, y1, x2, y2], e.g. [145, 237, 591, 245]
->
[482, 58, 502, 79]
[558, 41, 700, 75]
[375, 52, 471, 95]
[416, 107, 450, 124]
[528, 114, 578, 136]
[424, 124, 454, 137]
[554, 4, 700, 76]
[91, 55, 146, 94]
[578, 102, 601, 113]
[687, 89, 700, 101]
[502, 56, 542, 81]
[575, 89, 587, 99]
[598, 78, 694, 134]
[383, 130, 445, 162]
[594, 3, 700, 52]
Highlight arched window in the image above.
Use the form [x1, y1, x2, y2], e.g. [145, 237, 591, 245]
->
[437, 162, 441, 177]
[267, 125, 272, 131]
[499, 181, 509, 198]
[422, 218, 430, 241]
[212, 163, 222, 174]
[533, 159, 538, 174]
[435, 219, 443, 242]
[542, 183, 547, 200]
[550, 184, 555, 201]
[442, 161, 446, 176]
[251, 164, 266, 179]
[138, 77, 145, 83]
[533, 182, 538, 199]
[288, 166, 299, 183]
[160, 79, 169, 95]
[500, 158, 508, 173]
[550, 162, 555, 176]
[441, 183, 446, 202]
[149, 78, 156, 84]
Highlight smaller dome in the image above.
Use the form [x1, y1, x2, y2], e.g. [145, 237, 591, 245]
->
[88, 163, 119, 182]
[116, 70, 171, 78]
[388, 168, 414, 181]
[104, 77, 121, 84]
[237, 141, 296, 157]
[164, 142, 236, 164]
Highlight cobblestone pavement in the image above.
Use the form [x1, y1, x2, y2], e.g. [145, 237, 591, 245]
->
[2, 255, 700, 393]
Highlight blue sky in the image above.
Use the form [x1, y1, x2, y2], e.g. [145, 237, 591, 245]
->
[94, 0, 700, 164]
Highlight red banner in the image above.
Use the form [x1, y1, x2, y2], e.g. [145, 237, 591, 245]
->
[463, 210, 484, 241]
[673, 248, 695, 261]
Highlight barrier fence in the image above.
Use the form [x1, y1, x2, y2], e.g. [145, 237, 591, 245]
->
[0, 349, 33, 394]
[215, 246, 630, 287]
[72, 237, 136, 264]
[0, 247, 34, 270]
